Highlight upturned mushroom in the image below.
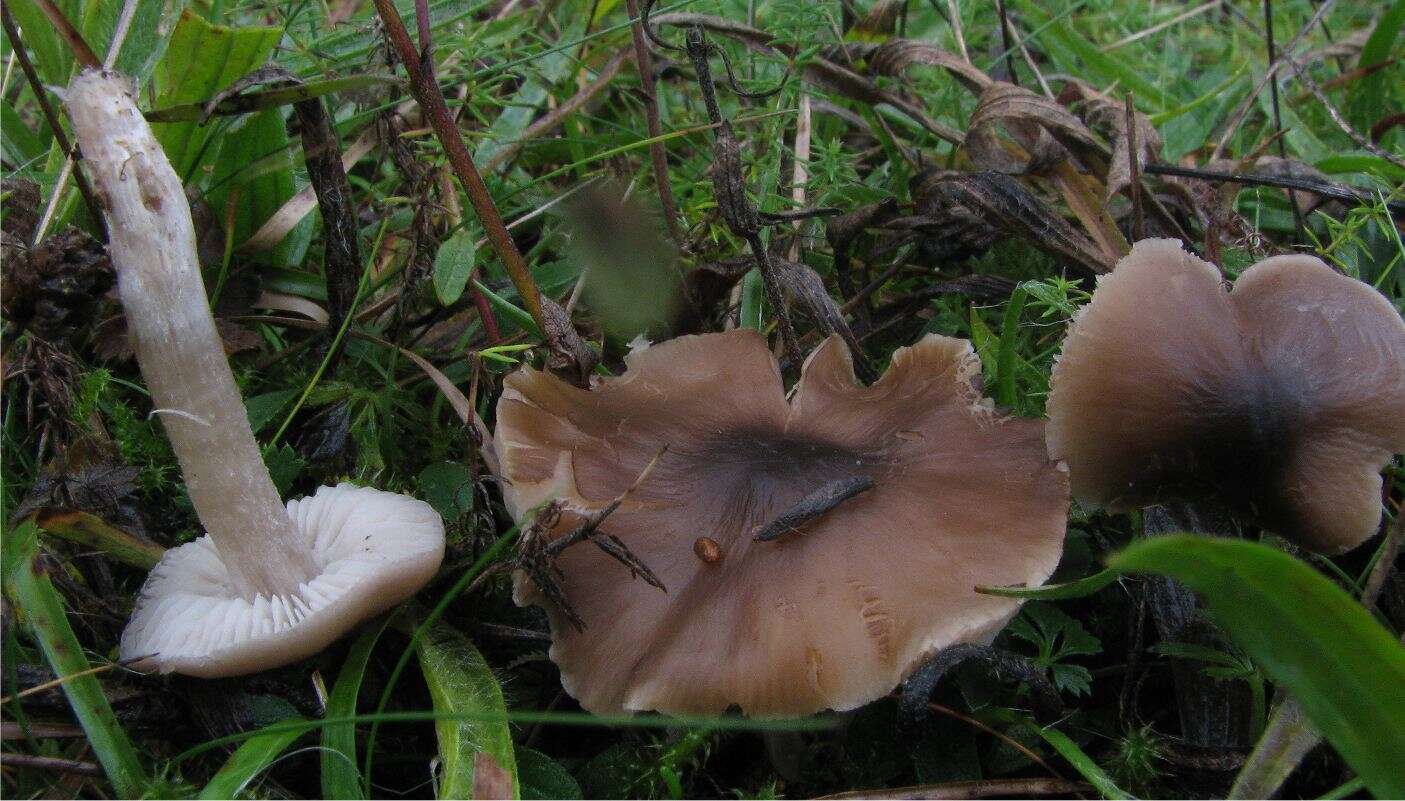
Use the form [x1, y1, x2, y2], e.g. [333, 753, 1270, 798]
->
[65, 70, 444, 677]
[495, 330, 1068, 716]
[1047, 238, 1405, 554]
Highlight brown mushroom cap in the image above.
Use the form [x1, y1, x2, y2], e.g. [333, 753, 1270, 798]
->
[495, 331, 1068, 716]
[1047, 238, 1405, 554]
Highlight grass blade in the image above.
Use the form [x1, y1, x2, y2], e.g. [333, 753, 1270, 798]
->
[1027, 724, 1131, 799]
[995, 286, 1028, 408]
[322, 620, 390, 799]
[1109, 536, 1405, 798]
[0, 520, 146, 797]
[977, 568, 1119, 600]
[198, 717, 306, 799]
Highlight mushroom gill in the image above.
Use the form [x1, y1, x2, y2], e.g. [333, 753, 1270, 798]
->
[495, 331, 1068, 716]
[1047, 238, 1405, 554]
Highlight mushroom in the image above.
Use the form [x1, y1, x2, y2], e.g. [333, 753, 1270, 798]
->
[1047, 238, 1405, 554]
[495, 330, 1068, 716]
[65, 70, 444, 677]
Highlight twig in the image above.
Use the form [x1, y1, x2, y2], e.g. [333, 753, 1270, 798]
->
[945, 0, 969, 63]
[29, 0, 98, 69]
[1261, 0, 1307, 241]
[683, 26, 803, 366]
[624, 0, 683, 245]
[994, 0, 1018, 85]
[545, 447, 668, 560]
[0, 752, 102, 776]
[787, 92, 812, 261]
[819, 778, 1091, 800]
[103, 0, 140, 70]
[0, 656, 150, 704]
[1125, 93, 1146, 241]
[1211, 0, 1335, 160]
[0, 5, 104, 240]
[293, 96, 363, 366]
[1277, 50, 1405, 173]
[369, 0, 596, 382]
[1143, 163, 1405, 216]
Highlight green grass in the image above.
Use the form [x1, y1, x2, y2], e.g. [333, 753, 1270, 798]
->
[1, 0, 1401, 797]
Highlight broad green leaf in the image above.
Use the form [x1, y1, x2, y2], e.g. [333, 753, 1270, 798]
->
[152, 10, 281, 182]
[1, 521, 146, 797]
[1315, 154, 1405, 184]
[198, 717, 306, 799]
[1, 102, 48, 165]
[418, 462, 476, 519]
[78, 0, 168, 79]
[4, 0, 67, 85]
[415, 620, 519, 799]
[322, 621, 389, 800]
[1348, 0, 1405, 132]
[206, 108, 305, 266]
[516, 748, 582, 800]
[435, 228, 479, 306]
[1109, 536, 1405, 799]
[739, 269, 764, 332]
[246, 389, 299, 435]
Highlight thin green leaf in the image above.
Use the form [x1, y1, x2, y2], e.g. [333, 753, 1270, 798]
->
[473, 279, 541, 337]
[1015, 2, 1172, 111]
[1, 521, 146, 797]
[198, 717, 306, 799]
[1109, 536, 1405, 798]
[977, 568, 1119, 600]
[995, 286, 1028, 408]
[415, 618, 519, 799]
[322, 621, 389, 800]
[1027, 724, 1131, 799]
[34, 509, 164, 569]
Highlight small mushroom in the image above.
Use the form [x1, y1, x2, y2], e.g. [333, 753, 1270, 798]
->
[495, 330, 1067, 716]
[1047, 238, 1405, 554]
[66, 70, 444, 677]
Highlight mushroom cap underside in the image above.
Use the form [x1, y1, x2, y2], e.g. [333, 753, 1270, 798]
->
[496, 330, 1069, 716]
[120, 483, 445, 677]
[1047, 238, 1405, 553]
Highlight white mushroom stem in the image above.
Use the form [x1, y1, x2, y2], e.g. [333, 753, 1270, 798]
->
[65, 69, 316, 597]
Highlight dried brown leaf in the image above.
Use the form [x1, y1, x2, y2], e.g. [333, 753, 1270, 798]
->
[915, 170, 1113, 273]
[965, 82, 1103, 175]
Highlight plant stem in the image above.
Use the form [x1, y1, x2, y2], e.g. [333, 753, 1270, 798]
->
[65, 70, 314, 597]
[0, 4, 104, 238]
[370, 0, 541, 324]
[623, 0, 683, 244]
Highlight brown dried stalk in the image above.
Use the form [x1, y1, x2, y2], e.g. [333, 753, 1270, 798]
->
[370, 0, 596, 382]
